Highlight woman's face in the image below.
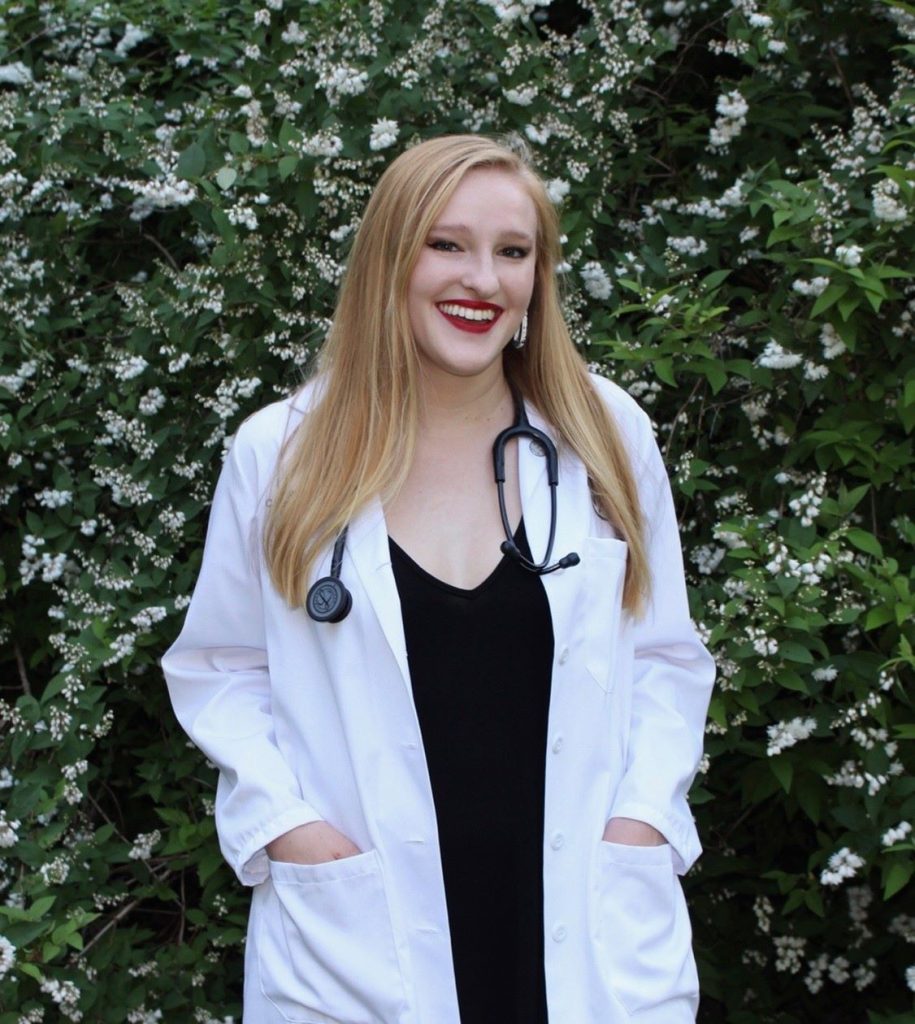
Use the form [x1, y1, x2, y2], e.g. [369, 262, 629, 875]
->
[407, 167, 538, 384]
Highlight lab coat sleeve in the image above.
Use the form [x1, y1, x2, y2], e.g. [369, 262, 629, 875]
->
[608, 406, 715, 876]
[161, 416, 322, 886]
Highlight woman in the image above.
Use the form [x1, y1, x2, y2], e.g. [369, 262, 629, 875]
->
[162, 134, 715, 1024]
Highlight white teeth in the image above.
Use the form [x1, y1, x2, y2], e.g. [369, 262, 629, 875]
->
[439, 303, 497, 321]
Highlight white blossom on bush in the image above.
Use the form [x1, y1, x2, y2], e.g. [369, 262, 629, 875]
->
[0, 935, 14, 979]
[767, 717, 817, 756]
[835, 243, 863, 267]
[504, 86, 538, 106]
[580, 261, 613, 300]
[0, 62, 32, 85]
[128, 830, 162, 861]
[872, 178, 908, 223]
[792, 276, 829, 296]
[545, 178, 570, 204]
[820, 847, 865, 886]
[882, 821, 912, 847]
[709, 90, 748, 150]
[758, 339, 802, 369]
[369, 119, 399, 152]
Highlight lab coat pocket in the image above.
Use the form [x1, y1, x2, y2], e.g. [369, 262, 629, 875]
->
[583, 536, 628, 692]
[258, 850, 408, 1024]
[595, 841, 698, 1019]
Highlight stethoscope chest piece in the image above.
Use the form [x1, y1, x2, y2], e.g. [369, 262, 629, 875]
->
[306, 576, 352, 623]
[305, 526, 353, 623]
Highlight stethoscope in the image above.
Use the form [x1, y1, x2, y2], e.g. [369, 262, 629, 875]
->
[305, 388, 580, 623]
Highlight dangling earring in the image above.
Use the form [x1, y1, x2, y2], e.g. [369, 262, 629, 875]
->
[511, 311, 528, 350]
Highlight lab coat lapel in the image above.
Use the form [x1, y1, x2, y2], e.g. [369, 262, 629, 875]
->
[345, 498, 411, 692]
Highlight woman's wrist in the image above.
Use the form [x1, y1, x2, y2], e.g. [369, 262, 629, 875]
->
[602, 816, 667, 846]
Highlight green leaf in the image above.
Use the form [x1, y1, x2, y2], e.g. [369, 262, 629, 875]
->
[846, 528, 883, 557]
[215, 166, 237, 190]
[278, 155, 299, 181]
[175, 142, 206, 180]
[884, 859, 914, 899]
[810, 285, 846, 318]
[770, 757, 793, 793]
[654, 358, 677, 386]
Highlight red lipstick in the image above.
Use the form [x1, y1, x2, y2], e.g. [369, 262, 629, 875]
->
[436, 300, 504, 334]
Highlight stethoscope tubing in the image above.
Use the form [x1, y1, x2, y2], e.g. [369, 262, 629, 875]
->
[305, 387, 578, 623]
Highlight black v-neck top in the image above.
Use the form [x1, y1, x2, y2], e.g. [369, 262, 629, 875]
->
[389, 520, 553, 1024]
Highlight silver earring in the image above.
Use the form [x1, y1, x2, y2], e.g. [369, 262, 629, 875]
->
[511, 311, 528, 350]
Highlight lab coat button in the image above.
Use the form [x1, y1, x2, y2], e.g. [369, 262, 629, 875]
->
[558, 646, 569, 665]
[550, 831, 564, 850]
[551, 735, 564, 754]
[552, 923, 567, 942]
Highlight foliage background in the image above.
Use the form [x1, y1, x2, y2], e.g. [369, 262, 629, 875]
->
[1, 0, 914, 1020]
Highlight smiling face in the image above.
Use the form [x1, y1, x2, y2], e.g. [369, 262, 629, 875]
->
[406, 166, 538, 385]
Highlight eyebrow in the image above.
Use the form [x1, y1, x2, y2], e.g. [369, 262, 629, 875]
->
[429, 222, 535, 245]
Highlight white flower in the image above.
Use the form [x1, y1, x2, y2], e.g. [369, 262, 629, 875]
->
[281, 21, 307, 44]
[709, 90, 748, 150]
[545, 178, 570, 204]
[129, 829, 162, 861]
[580, 261, 613, 300]
[767, 39, 787, 53]
[299, 131, 344, 159]
[882, 821, 912, 847]
[749, 13, 773, 27]
[0, 936, 14, 980]
[758, 339, 802, 369]
[39, 855, 70, 885]
[319, 64, 368, 104]
[812, 665, 837, 682]
[524, 123, 552, 145]
[139, 388, 166, 415]
[233, 84, 253, 99]
[872, 178, 908, 223]
[504, 86, 538, 106]
[907, 965, 915, 992]
[663, 1, 686, 14]
[116, 23, 150, 57]
[820, 847, 865, 887]
[792, 276, 829, 296]
[820, 323, 846, 359]
[669, 235, 708, 257]
[767, 717, 817, 756]
[835, 243, 863, 267]
[0, 62, 33, 85]
[369, 118, 399, 152]
[0, 810, 20, 848]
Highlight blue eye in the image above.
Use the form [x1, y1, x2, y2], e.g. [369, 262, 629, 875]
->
[429, 239, 459, 252]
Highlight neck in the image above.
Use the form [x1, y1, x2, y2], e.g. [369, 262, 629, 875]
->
[417, 364, 513, 433]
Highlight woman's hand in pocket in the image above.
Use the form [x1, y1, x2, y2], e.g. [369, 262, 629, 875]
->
[266, 821, 362, 865]
[602, 816, 667, 846]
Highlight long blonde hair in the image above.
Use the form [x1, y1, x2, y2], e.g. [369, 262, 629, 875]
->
[264, 134, 649, 614]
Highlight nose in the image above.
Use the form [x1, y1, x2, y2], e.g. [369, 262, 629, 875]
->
[460, 252, 499, 298]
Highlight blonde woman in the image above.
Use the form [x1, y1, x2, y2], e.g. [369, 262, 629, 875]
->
[162, 134, 715, 1024]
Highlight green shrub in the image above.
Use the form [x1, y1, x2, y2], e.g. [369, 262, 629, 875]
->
[1, 0, 913, 1019]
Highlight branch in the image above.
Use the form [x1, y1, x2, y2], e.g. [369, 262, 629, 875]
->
[13, 643, 31, 697]
[141, 232, 180, 272]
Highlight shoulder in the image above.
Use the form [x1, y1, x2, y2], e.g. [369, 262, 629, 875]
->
[587, 370, 655, 451]
[222, 378, 322, 489]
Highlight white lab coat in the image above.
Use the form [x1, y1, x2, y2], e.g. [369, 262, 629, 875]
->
[162, 372, 715, 1024]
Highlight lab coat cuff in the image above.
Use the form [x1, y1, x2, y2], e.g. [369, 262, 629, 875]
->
[233, 805, 324, 886]
[607, 800, 701, 875]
